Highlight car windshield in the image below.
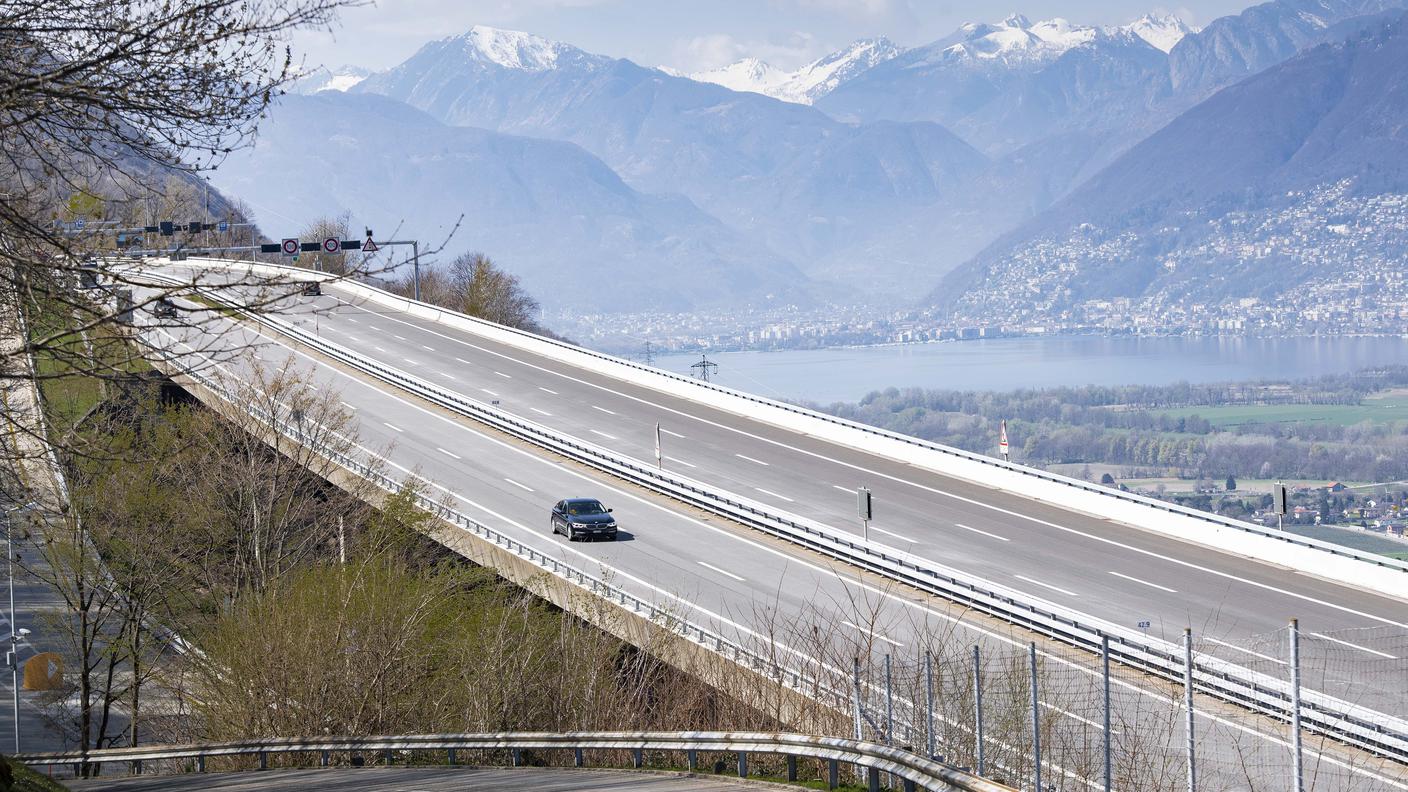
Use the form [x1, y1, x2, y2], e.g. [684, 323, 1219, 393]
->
[566, 501, 606, 516]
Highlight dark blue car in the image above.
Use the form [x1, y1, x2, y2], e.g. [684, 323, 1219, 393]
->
[550, 498, 618, 541]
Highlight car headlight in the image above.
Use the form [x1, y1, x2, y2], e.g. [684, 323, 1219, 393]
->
[605, 521, 617, 528]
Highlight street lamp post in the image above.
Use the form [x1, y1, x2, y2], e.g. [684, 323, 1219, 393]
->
[5, 501, 37, 754]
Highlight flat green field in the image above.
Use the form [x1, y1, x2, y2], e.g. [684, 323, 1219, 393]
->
[1158, 391, 1408, 428]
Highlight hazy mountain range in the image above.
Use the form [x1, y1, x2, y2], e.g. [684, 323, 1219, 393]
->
[225, 0, 1408, 316]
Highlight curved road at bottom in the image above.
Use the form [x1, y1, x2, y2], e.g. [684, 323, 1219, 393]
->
[67, 767, 783, 792]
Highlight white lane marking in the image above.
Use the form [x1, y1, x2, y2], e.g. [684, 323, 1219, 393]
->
[1015, 574, 1079, 597]
[503, 478, 534, 493]
[439, 372, 457, 380]
[404, 359, 420, 366]
[735, 453, 769, 466]
[374, 346, 387, 353]
[305, 384, 318, 391]
[1041, 701, 1115, 732]
[871, 526, 917, 544]
[345, 317, 359, 323]
[339, 401, 358, 411]
[832, 485, 852, 493]
[1205, 636, 1288, 666]
[1311, 632, 1398, 660]
[383, 422, 403, 433]
[531, 407, 552, 417]
[754, 487, 794, 503]
[590, 429, 617, 440]
[345, 335, 361, 343]
[697, 561, 745, 582]
[455, 357, 472, 365]
[494, 371, 512, 378]
[591, 405, 616, 415]
[841, 620, 904, 648]
[422, 345, 435, 351]
[153, 322, 1406, 789]
[480, 388, 498, 397]
[392, 334, 407, 340]
[1109, 571, 1177, 593]
[667, 457, 697, 468]
[328, 299, 1408, 633]
[436, 447, 462, 460]
[954, 522, 1009, 542]
[538, 387, 558, 395]
[366, 324, 380, 331]
[660, 428, 686, 438]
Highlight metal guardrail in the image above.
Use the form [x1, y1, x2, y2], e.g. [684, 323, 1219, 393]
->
[13, 731, 1018, 791]
[132, 270, 1408, 766]
[202, 258, 1408, 575]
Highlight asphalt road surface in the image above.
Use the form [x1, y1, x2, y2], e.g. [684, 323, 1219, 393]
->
[67, 767, 773, 791]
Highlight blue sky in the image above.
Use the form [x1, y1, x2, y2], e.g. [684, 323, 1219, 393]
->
[292, 0, 1255, 74]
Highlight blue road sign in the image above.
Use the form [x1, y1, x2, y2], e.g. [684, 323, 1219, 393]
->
[218, 220, 229, 233]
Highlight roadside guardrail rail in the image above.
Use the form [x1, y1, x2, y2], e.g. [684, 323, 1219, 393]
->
[13, 731, 1018, 791]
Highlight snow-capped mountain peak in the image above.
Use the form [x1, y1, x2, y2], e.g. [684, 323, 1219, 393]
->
[691, 57, 788, 95]
[689, 37, 900, 105]
[288, 65, 372, 95]
[451, 25, 592, 72]
[1122, 13, 1197, 53]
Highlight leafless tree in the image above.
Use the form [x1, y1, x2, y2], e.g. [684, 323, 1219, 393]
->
[0, 0, 363, 464]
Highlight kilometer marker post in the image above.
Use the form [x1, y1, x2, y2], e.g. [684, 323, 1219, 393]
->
[655, 422, 662, 469]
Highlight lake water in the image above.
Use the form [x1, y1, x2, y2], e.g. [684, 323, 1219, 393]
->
[654, 336, 1408, 405]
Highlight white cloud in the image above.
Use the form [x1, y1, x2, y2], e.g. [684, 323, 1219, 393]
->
[672, 29, 824, 72]
[673, 33, 748, 71]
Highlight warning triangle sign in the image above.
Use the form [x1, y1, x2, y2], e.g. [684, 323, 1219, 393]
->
[362, 237, 379, 253]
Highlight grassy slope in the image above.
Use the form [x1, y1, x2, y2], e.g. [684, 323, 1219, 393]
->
[1156, 391, 1408, 428]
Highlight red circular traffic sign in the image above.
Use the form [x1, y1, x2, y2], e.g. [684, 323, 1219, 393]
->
[322, 237, 341, 254]
[280, 238, 299, 256]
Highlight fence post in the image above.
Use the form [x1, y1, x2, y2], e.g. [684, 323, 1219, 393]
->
[737, 751, 747, 778]
[197, 755, 206, 774]
[320, 750, 329, 767]
[511, 749, 521, 768]
[787, 754, 798, 781]
[1183, 627, 1197, 792]
[925, 651, 935, 760]
[686, 749, 696, 772]
[447, 748, 456, 766]
[575, 748, 585, 768]
[1029, 642, 1042, 792]
[973, 644, 985, 777]
[1289, 619, 1304, 792]
[885, 653, 894, 746]
[867, 766, 881, 792]
[853, 655, 865, 742]
[632, 748, 643, 769]
[1102, 634, 1113, 792]
[828, 758, 839, 789]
